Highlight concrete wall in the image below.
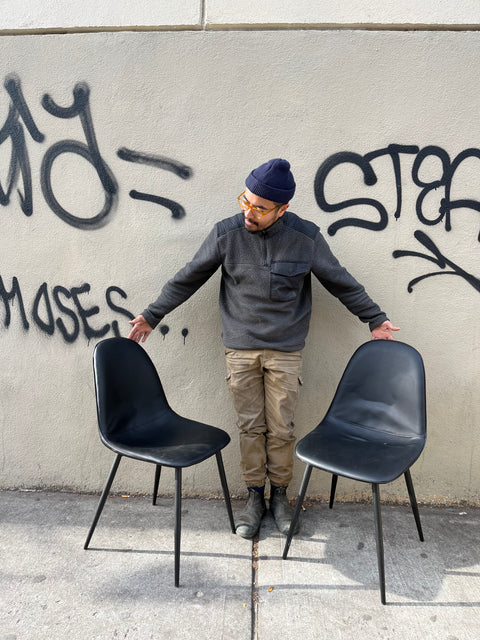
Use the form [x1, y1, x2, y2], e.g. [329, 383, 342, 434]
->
[1, 3, 479, 503]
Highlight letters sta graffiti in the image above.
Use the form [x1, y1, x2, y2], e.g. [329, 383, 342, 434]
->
[315, 144, 480, 293]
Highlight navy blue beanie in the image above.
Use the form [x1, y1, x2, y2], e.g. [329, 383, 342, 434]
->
[245, 158, 296, 203]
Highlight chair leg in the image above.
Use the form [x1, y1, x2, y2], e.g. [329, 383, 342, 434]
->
[215, 452, 236, 534]
[372, 483, 386, 605]
[404, 469, 424, 542]
[329, 474, 338, 509]
[153, 464, 162, 506]
[283, 464, 313, 559]
[84, 454, 122, 549]
[174, 467, 182, 587]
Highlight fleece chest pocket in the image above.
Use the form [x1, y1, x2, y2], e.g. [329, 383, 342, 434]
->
[270, 262, 309, 301]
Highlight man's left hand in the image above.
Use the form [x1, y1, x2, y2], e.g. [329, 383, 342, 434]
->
[371, 320, 400, 341]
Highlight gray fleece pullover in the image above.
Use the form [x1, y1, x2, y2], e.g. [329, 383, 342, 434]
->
[142, 211, 387, 352]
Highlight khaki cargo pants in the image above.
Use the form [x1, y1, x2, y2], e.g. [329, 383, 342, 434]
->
[225, 348, 303, 488]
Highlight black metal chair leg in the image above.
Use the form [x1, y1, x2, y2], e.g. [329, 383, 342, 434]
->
[84, 454, 122, 549]
[216, 452, 235, 533]
[372, 483, 386, 605]
[174, 467, 182, 587]
[153, 464, 162, 506]
[283, 464, 313, 559]
[404, 469, 424, 541]
[329, 474, 338, 509]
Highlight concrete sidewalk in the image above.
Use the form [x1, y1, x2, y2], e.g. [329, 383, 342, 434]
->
[1, 490, 480, 640]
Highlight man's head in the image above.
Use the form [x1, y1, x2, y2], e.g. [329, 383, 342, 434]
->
[239, 158, 295, 231]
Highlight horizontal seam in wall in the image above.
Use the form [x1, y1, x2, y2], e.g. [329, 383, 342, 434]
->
[0, 25, 203, 36]
[1, 23, 480, 37]
[204, 22, 480, 32]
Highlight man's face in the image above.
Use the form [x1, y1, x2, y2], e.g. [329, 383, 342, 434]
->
[241, 188, 289, 232]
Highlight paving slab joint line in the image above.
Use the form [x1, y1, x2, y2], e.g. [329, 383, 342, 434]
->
[251, 535, 260, 640]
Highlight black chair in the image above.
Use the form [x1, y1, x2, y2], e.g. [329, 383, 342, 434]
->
[84, 337, 235, 586]
[283, 340, 426, 604]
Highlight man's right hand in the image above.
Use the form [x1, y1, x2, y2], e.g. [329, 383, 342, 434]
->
[128, 315, 153, 343]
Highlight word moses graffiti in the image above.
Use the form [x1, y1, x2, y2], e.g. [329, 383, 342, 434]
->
[0, 276, 189, 345]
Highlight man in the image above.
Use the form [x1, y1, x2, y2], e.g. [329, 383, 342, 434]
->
[128, 158, 399, 539]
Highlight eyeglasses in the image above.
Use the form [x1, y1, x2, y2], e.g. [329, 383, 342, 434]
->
[237, 191, 280, 219]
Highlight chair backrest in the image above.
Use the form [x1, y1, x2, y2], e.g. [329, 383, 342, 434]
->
[93, 337, 170, 439]
[326, 341, 426, 438]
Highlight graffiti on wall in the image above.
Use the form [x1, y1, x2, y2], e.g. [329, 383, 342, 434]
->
[1, 74, 192, 227]
[315, 144, 480, 293]
[0, 278, 133, 342]
[0, 76, 192, 343]
[0, 276, 189, 344]
[1, 78, 479, 344]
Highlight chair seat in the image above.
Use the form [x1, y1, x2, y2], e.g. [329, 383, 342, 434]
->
[295, 417, 425, 484]
[102, 399, 231, 467]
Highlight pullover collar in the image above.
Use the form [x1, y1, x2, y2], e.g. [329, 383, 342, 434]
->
[248, 213, 286, 239]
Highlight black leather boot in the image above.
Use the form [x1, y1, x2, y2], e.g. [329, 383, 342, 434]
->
[236, 489, 266, 539]
[270, 486, 299, 536]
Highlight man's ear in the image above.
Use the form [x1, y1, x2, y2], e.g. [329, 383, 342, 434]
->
[277, 203, 289, 218]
